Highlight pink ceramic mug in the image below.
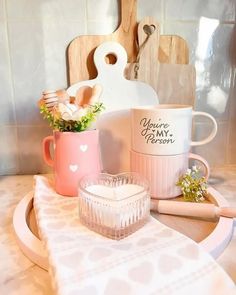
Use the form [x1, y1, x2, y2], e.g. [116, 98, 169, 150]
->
[130, 150, 210, 199]
[43, 130, 101, 197]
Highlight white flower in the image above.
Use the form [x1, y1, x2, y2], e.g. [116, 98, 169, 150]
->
[186, 169, 192, 175]
[183, 181, 189, 187]
[71, 108, 88, 120]
[58, 102, 88, 121]
[192, 166, 198, 172]
[184, 179, 190, 185]
[65, 102, 78, 112]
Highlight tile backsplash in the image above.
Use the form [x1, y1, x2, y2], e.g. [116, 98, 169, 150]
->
[0, 0, 235, 175]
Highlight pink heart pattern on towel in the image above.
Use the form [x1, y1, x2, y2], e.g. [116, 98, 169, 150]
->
[59, 251, 84, 268]
[33, 176, 235, 295]
[88, 247, 112, 261]
[158, 254, 182, 274]
[178, 243, 200, 260]
[128, 262, 154, 284]
[104, 278, 131, 295]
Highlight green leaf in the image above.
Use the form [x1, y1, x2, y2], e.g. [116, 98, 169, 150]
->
[39, 102, 105, 132]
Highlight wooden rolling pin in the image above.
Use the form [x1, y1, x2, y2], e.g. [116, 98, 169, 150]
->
[150, 199, 236, 219]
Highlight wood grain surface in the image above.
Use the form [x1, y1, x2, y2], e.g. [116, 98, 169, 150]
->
[68, 0, 189, 84]
[151, 195, 218, 243]
[126, 17, 196, 106]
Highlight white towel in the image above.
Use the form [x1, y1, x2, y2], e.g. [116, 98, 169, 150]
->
[34, 175, 235, 295]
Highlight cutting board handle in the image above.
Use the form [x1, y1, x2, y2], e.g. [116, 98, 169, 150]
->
[119, 0, 137, 33]
[94, 42, 127, 77]
[127, 17, 161, 81]
[137, 17, 160, 58]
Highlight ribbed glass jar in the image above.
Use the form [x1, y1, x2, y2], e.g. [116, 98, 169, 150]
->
[78, 173, 150, 240]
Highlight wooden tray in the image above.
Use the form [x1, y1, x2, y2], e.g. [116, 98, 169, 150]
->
[13, 187, 234, 271]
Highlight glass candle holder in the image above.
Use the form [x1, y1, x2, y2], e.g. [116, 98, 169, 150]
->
[78, 172, 150, 240]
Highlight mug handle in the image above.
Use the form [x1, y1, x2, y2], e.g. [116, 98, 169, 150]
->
[191, 111, 217, 146]
[189, 152, 210, 180]
[42, 136, 54, 167]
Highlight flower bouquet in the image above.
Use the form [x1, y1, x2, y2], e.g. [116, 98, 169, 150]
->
[39, 85, 104, 131]
[39, 85, 105, 196]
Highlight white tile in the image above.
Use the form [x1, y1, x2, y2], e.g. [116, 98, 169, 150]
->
[87, 0, 118, 22]
[0, 21, 16, 125]
[164, 22, 234, 120]
[0, 126, 19, 175]
[18, 125, 52, 174]
[87, 20, 118, 35]
[138, 0, 163, 22]
[6, 0, 86, 21]
[192, 121, 228, 167]
[87, 0, 163, 29]
[165, 0, 235, 22]
[0, 0, 5, 19]
[8, 20, 86, 125]
[194, 23, 233, 120]
[163, 22, 200, 63]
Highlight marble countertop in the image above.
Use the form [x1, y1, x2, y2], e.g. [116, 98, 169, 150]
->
[0, 167, 235, 294]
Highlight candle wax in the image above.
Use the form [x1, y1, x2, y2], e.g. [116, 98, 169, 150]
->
[86, 184, 145, 200]
[83, 184, 150, 228]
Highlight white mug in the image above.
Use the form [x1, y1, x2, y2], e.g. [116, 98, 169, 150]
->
[130, 150, 210, 199]
[131, 104, 217, 155]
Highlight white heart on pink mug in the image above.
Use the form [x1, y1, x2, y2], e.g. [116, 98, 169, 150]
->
[69, 164, 78, 172]
[80, 144, 88, 152]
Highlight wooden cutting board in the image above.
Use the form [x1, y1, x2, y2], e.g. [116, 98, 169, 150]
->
[67, 41, 158, 173]
[126, 17, 196, 106]
[68, 0, 189, 84]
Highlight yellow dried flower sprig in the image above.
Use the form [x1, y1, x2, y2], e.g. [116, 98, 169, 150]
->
[176, 166, 207, 202]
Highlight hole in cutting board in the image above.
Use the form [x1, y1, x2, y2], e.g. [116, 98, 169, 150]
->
[143, 24, 156, 35]
[105, 53, 117, 65]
